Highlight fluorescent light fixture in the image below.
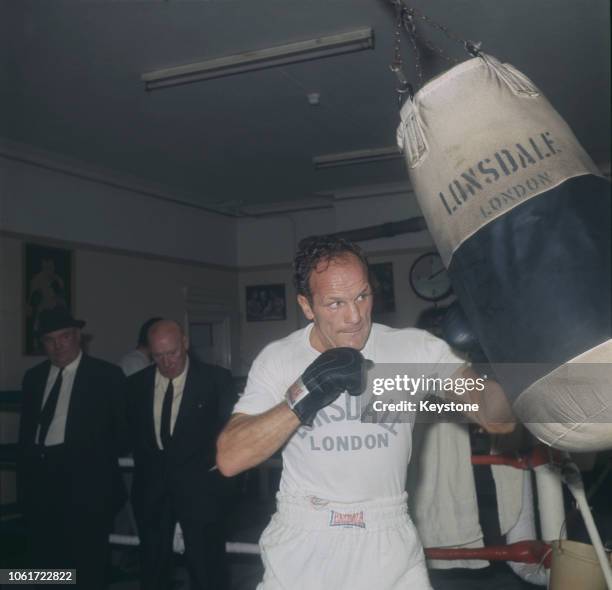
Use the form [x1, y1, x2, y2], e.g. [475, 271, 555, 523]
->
[313, 146, 402, 169]
[142, 28, 374, 90]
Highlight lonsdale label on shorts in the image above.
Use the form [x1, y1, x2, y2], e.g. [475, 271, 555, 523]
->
[437, 131, 558, 219]
[329, 510, 366, 529]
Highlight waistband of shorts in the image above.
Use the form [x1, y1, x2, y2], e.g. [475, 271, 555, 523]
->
[273, 492, 409, 531]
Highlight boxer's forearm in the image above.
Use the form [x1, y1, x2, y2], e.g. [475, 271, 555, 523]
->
[216, 404, 300, 477]
[472, 380, 516, 434]
[452, 366, 517, 434]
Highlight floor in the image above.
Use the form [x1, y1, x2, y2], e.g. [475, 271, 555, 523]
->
[106, 562, 537, 590]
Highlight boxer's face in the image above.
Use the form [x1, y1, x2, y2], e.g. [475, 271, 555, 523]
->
[298, 254, 373, 353]
[42, 327, 81, 368]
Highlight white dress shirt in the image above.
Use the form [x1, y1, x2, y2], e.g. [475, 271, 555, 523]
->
[120, 348, 151, 376]
[153, 358, 189, 449]
[37, 351, 83, 446]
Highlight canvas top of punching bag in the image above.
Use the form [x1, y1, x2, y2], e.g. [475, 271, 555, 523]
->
[396, 53, 603, 268]
[395, 53, 612, 451]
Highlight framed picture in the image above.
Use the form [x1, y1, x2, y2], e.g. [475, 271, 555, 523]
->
[246, 284, 286, 322]
[370, 262, 395, 315]
[24, 243, 74, 355]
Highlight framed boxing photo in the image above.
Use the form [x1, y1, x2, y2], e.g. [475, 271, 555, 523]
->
[23, 243, 74, 355]
[246, 284, 286, 322]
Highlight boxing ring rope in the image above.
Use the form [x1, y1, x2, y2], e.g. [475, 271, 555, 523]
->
[470, 445, 559, 469]
[425, 541, 552, 568]
[113, 448, 612, 586]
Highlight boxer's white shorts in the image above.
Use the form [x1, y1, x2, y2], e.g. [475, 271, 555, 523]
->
[256, 492, 432, 590]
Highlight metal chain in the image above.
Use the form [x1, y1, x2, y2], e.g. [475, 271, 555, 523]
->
[410, 5, 466, 46]
[402, 7, 423, 87]
[387, 0, 483, 95]
[405, 3, 483, 58]
[392, 3, 403, 67]
[389, 1, 414, 103]
[403, 9, 459, 65]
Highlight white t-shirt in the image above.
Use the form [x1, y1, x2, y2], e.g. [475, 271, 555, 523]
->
[234, 323, 463, 502]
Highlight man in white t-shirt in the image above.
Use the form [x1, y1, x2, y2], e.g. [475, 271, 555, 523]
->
[217, 235, 515, 590]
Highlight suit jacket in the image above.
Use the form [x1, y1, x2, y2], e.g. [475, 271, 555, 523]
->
[128, 357, 235, 527]
[17, 354, 130, 526]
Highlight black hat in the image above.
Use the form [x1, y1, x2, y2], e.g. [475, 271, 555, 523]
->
[36, 308, 86, 336]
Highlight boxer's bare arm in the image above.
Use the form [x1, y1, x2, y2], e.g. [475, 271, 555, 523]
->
[216, 404, 300, 477]
[450, 365, 516, 434]
[217, 348, 366, 476]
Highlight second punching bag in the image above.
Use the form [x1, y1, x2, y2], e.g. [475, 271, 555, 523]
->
[396, 54, 611, 451]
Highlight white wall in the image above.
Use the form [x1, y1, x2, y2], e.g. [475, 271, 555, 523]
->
[0, 156, 237, 267]
[235, 189, 430, 266]
[236, 208, 336, 267]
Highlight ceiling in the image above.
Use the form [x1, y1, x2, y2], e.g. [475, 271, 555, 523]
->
[1, 0, 610, 214]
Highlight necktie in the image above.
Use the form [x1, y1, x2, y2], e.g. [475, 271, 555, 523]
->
[160, 379, 174, 450]
[38, 368, 63, 445]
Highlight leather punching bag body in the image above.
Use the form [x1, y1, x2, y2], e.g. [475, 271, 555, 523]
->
[397, 54, 611, 451]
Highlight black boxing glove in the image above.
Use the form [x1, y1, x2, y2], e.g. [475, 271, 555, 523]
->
[442, 301, 480, 353]
[442, 300, 493, 377]
[286, 347, 368, 427]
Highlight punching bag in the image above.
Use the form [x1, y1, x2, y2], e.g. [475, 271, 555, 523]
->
[396, 54, 611, 451]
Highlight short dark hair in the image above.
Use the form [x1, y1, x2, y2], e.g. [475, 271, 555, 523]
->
[293, 235, 369, 301]
[138, 317, 163, 347]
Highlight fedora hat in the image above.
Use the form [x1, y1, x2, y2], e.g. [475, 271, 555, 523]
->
[36, 308, 86, 336]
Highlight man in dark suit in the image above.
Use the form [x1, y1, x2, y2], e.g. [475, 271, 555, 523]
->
[17, 308, 129, 589]
[128, 319, 234, 590]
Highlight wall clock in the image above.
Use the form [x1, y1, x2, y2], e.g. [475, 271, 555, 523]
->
[409, 252, 452, 302]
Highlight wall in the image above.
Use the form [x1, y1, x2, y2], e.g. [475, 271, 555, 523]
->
[0, 155, 236, 267]
[235, 187, 429, 267]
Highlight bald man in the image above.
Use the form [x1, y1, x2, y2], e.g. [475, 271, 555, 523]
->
[127, 320, 235, 590]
